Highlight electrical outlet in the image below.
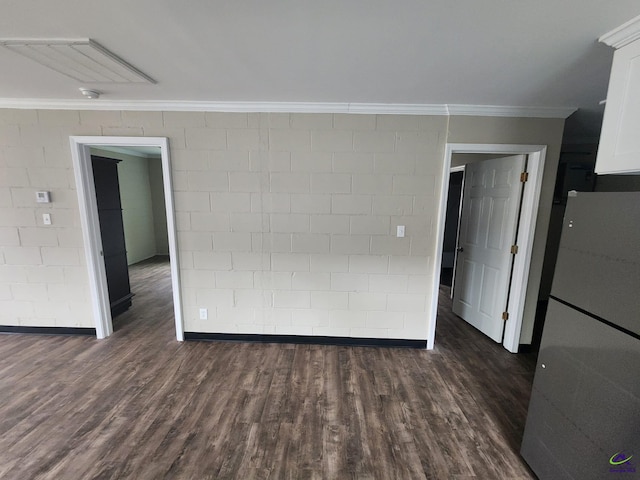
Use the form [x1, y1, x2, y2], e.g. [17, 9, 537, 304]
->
[199, 308, 208, 320]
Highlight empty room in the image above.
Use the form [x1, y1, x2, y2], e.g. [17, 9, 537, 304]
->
[1, 2, 639, 479]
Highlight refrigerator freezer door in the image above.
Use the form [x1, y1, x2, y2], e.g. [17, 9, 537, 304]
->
[521, 299, 640, 479]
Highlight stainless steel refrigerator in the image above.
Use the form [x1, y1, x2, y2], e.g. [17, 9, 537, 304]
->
[521, 191, 640, 479]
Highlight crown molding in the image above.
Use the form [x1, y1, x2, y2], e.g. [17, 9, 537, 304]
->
[599, 14, 640, 49]
[348, 103, 448, 115]
[447, 104, 576, 118]
[0, 98, 574, 118]
[0, 99, 448, 115]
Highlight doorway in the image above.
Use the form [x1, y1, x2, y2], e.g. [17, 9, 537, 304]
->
[70, 136, 184, 341]
[439, 167, 465, 292]
[91, 147, 171, 332]
[451, 154, 526, 343]
[429, 144, 547, 353]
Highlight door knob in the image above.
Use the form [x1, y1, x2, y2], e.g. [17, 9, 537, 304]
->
[456, 247, 464, 252]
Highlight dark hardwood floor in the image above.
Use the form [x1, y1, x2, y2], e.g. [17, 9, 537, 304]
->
[0, 260, 537, 479]
[111, 255, 174, 333]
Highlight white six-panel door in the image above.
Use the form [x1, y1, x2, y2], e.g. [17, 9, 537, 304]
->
[452, 155, 525, 342]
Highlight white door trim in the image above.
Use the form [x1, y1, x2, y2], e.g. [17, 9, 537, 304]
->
[69, 136, 184, 341]
[429, 143, 547, 352]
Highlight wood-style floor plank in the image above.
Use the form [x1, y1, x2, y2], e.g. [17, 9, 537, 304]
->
[0, 258, 537, 479]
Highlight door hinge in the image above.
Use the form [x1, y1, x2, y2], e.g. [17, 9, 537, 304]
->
[520, 172, 529, 182]
[510, 245, 519, 254]
[502, 311, 509, 321]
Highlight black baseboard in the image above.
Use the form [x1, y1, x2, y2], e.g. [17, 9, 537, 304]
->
[184, 332, 427, 349]
[0, 326, 96, 336]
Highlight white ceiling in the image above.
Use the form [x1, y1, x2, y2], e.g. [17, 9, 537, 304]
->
[1, 1, 639, 140]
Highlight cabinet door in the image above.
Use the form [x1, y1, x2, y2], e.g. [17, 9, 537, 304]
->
[91, 156, 133, 316]
[596, 38, 640, 174]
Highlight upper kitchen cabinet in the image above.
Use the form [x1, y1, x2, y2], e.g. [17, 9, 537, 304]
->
[596, 16, 640, 175]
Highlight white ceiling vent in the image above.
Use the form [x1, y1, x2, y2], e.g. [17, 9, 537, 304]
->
[0, 38, 155, 84]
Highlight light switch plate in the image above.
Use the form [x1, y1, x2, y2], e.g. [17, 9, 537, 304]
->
[396, 225, 405, 237]
[43, 213, 52, 225]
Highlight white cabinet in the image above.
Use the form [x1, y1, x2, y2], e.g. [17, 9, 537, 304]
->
[596, 17, 640, 175]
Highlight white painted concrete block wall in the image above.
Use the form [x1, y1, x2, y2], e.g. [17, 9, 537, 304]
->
[0, 109, 100, 327]
[169, 112, 447, 339]
[0, 109, 446, 339]
[0, 109, 564, 343]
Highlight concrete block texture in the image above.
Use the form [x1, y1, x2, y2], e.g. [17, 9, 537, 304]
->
[1, 109, 453, 339]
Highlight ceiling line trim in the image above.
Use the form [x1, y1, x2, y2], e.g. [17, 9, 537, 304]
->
[0, 99, 576, 118]
[447, 104, 575, 118]
[599, 14, 640, 49]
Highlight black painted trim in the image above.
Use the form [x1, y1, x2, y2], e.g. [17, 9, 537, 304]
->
[184, 332, 427, 349]
[0, 326, 96, 336]
[518, 344, 536, 354]
[549, 295, 640, 341]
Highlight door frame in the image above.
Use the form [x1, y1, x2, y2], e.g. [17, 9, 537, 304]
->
[69, 136, 184, 341]
[429, 143, 547, 352]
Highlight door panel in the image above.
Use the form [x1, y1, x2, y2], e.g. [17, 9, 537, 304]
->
[457, 260, 476, 306]
[487, 197, 509, 249]
[479, 265, 499, 316]
[452, 155, 525, 342]
[467, 197, 483, 246]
